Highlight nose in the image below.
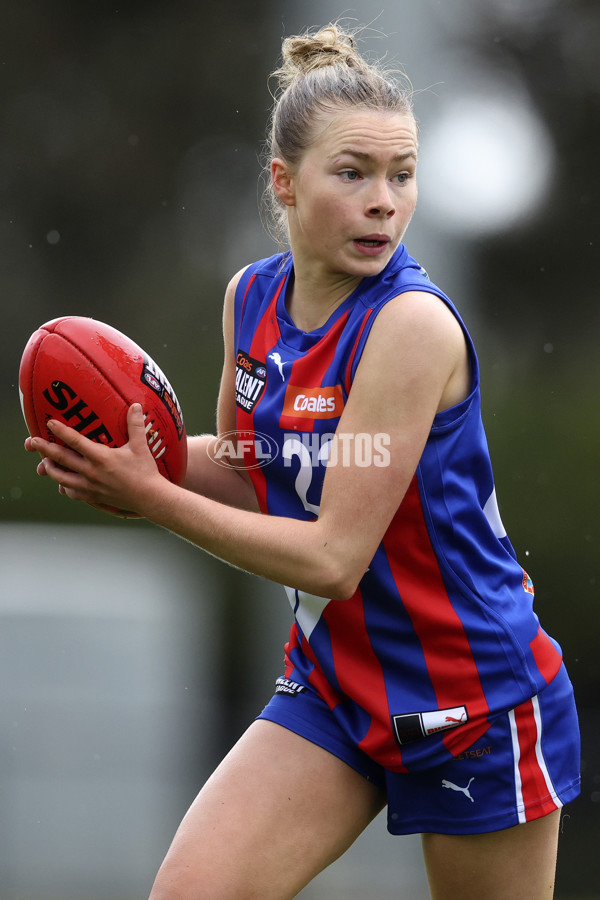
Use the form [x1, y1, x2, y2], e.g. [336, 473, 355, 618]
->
[366, 179, 396, 218]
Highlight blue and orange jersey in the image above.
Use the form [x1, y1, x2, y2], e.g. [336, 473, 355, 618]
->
[233, 244, 563, 772]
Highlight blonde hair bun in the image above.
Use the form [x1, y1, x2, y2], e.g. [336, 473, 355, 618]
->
[276, 25, 366, 85]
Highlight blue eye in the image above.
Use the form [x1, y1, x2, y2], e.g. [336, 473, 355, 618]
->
[340, 169, 360, 181]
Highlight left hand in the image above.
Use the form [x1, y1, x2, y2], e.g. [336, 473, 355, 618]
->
[28, 403, 163, 515]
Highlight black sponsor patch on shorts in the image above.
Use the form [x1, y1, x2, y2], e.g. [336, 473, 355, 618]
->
[392, 706, 468, 744]
[275, 677, 307, 698]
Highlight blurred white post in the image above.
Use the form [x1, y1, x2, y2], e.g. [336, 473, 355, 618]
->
[0, 523, 219, 900]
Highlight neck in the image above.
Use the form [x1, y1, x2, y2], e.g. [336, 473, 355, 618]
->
[285, 264, 361, 332]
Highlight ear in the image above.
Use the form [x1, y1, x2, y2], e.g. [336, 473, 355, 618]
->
[271, 158, 295, 207]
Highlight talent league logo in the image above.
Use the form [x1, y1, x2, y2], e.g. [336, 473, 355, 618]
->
[235, 350, 267, 413]
[274, 677, 306, 697]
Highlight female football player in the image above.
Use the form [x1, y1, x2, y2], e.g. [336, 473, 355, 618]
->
[27, 23, 579, 899]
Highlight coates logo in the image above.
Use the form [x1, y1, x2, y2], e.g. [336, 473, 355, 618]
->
[209, 430, 279, 469]
[282, 384, 344, 420]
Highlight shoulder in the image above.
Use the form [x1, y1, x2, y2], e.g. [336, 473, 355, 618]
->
[369, 290, 466, 355]
[224, 264, 251, 304]
[224, 252, 289, 308]
[360, 246, 464, 341]
[356, 290, 471, 413]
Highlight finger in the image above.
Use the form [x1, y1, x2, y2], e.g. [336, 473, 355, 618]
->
[25, 436, 49, 476]
[42, 456, 78, 485]
[40, 457, 100, 504]
[45, 418, 94, 456]
[28, 435, 48, 458]
[126, 403, 150, 450]
[31, 432, 87, 473]
[46, 467, 95, 505]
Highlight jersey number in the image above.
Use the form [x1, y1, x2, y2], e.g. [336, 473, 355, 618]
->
[281, 436, 333, 637]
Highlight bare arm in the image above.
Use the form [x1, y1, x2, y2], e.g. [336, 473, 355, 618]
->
[28, 289, 469, 600]
[181, 435, 259, 511]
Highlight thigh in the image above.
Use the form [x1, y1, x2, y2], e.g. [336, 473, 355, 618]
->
[422, 809, 561, 900]
[149, 719, 386, 900]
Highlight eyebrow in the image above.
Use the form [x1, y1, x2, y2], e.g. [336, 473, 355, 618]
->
[334, 149, 417, 163]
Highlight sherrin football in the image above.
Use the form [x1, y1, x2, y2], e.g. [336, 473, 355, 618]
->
[19, 316, 188, 486]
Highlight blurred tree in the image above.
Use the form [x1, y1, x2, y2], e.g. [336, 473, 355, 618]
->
[471, 0, 599, 347]
[452, 0, 600, 703]
[2, 0, 278, 432]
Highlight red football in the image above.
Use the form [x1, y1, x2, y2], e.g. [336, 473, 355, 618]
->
[19, 316, 188, 486]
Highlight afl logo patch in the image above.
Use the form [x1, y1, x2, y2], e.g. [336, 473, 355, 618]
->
[235, 350, 267, 413]
[143, 371, 161, 392]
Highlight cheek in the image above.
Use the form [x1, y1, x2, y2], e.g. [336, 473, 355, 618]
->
[404, 196, 417, 221]
[314, 194, 354, 226]
[407, 182, 418, 212]
[300, 195, 341, 235]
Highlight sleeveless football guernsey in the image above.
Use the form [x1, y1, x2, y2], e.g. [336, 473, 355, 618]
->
[233, 244, 563, 773]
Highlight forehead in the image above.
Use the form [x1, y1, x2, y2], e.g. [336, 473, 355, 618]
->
[309, 108, 418, 159]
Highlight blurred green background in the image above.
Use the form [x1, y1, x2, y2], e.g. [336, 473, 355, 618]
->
[1, 1, 598, 897]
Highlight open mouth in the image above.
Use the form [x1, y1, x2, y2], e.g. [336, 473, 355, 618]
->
[353, 236, 390, 254]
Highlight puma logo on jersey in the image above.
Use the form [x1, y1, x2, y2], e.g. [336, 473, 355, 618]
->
[268, 352, 286, 381]
[442, 777, 475, 803]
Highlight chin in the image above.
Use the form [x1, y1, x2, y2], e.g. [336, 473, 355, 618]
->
[352, 255, 392, 277]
